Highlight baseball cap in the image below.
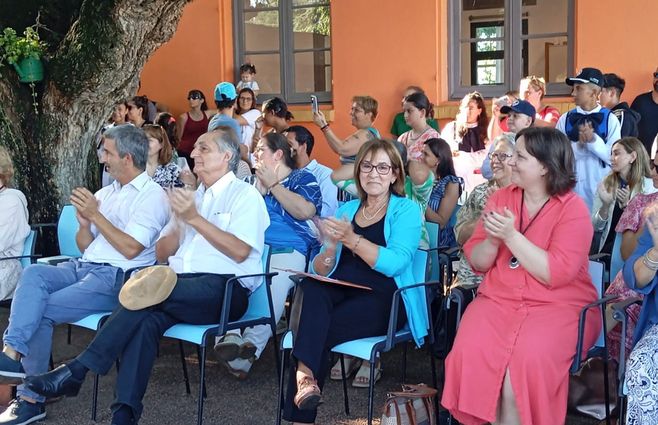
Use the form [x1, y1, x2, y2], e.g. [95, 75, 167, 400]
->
[500, 100, 536, 120]
[565, 67, 604, 87]
[214, 82, 237, 101]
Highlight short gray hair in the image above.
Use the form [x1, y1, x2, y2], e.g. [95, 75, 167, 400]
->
[493, 132, 516, 151]
[103, 125, 148, 171]
[208, 126, 240, 173]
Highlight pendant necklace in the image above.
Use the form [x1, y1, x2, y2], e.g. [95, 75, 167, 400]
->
[509, 191, 551, 269]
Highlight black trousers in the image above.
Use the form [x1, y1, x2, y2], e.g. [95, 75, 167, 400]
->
[283, 277, 405, 423]
[77, 273, 248, 421]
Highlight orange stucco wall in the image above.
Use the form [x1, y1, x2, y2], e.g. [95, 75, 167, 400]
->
[140, 0, 658, 169]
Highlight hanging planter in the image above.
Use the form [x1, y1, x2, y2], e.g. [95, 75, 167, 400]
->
[0, 26, 47, 114]
[12, 56, 44, 83]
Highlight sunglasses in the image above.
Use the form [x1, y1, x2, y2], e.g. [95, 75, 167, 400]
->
[188, 94, 203, 100]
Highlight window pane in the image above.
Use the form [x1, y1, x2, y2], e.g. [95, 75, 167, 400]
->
[244, 53, 281, 93]
[244, 10, 279, 51]
[523, 0, 568, 35]
[243, 0, 278, 9]
[460, 42, 505, 86]
[294, 50, 331, 93]
[293, 0, 328, 5]
[292, 6, 330, 50]
[460, 3, 504, 41]
[475, 25, 503, 52]
[523, 36, 568, 84]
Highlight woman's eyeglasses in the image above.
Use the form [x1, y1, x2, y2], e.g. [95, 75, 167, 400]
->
[488, 152, 513, 162]
[359, 162, 393, 175]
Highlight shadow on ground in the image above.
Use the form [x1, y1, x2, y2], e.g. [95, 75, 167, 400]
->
[0, 311, 602, 425]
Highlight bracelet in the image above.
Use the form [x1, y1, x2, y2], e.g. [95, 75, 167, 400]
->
[320, 124, 330, 132]
[642, 255, 658, 271]
[352, 235, 363, 256]
[645, 249, 658, 265]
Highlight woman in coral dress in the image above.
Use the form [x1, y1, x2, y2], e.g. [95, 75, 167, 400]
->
[441, 127, 601, 425]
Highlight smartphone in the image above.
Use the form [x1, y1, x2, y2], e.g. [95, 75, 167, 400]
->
[311, 95, 319, 114]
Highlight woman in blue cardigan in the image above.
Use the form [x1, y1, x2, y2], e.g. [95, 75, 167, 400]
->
[283, 139, 425, 424]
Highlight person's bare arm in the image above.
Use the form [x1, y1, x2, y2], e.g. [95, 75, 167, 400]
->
[176, 113, 187, 144]
[425, 183, 460, 227]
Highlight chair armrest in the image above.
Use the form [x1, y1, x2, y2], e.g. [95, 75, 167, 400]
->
[0, 254, 41, 262]
[589, 253, 610, 262]
[382, 281, 443, 352]
[217, 272, 279, 334]
[611, 297, 643, 322]
[570, 294, 619, 374]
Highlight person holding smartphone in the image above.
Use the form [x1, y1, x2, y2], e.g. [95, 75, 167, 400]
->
[313, 95, 381, 164]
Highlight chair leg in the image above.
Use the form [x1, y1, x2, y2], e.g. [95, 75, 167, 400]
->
[402, 342, 408, 383]
[276, 348, 289, 425]
[179, 341, 191, 395]
[339, 355, 350, 416]
[91, 374, 100, 421]
[67, 324, 72, 345]
[428, 344, 439, 420]
[196, 345, 207, 399]
[196, 346, 207, 425]
[271, 321, 281, 376]
[603, 356, 611, 425]
[49, 354, 54, 371]
[367, 358, 376, 425]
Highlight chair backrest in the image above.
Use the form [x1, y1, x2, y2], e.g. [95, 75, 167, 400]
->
[58, 205, 82, 258]
[413, 249, 428, 285]
[609, 232, 623, 283]
[20, 229, 37, 269]
[237, 245, 272, 321]
[426, 222, 440, 282]
[588, 259, 606, 348]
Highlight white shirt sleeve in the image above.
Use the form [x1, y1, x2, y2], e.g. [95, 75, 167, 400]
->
[122, 186, 171, 249]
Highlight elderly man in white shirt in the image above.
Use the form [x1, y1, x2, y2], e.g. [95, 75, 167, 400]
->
[23, 127, 270, 425]
[0, 125, 170, 425]
[287, 125, 338, 217]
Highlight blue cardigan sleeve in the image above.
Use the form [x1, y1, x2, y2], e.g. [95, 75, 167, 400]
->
[373, 197, 422, 277]
[623, 225, 658, 295]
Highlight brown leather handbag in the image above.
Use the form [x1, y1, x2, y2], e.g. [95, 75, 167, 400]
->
[381, 383, 437, 425]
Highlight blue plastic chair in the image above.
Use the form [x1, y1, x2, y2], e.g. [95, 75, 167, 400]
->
[37, 205, 81, 265]
[162, 245, 278, 425]
[0, 229, 38, 308]
[426, 204, 461, 284]
[276, 250, 440, 425]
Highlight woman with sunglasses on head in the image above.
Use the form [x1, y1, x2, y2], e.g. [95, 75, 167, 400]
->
[283, 139, 426, 425]
[176, 90, 216, 168]
[143, 125, 182, 189]
[442, 127, 600, 425]
[453, 133, 515, 288]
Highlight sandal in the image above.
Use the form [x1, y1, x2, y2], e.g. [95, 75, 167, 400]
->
[294, 375, 323, 411]
[352, 362, 382, 388]
[330, 356, 361, 380]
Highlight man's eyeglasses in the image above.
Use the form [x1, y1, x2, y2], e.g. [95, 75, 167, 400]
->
[359, 161, 393, 175]
[188, 94, 203, 100]
[488, 152, 513, 162]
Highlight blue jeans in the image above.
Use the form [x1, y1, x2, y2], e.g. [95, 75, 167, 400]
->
[3, 260, 122, 403]
[77, 273, 249, 421]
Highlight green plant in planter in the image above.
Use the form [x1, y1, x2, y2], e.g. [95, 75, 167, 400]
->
[0, 27, 47, 114]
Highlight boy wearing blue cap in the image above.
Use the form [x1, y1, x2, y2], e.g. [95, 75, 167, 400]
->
[556, 67, 621, 211]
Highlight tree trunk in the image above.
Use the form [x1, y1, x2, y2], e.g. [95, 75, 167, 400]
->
[0, 0, 191, 227]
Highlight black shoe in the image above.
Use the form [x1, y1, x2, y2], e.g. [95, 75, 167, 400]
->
[0, 398, 46, 425]
[23, 365, 83, 398]
[0, 353, 25, 385]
